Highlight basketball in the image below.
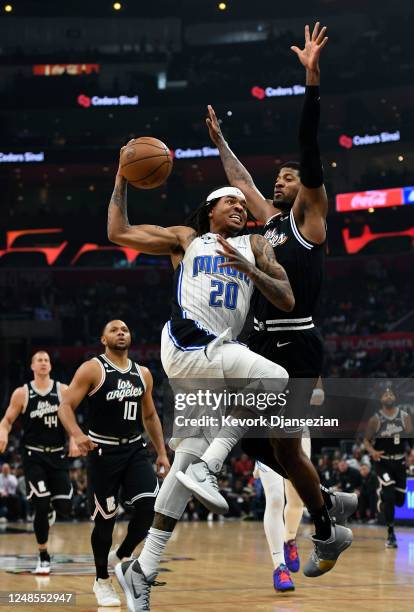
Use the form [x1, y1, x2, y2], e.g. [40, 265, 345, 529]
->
[120, 137, 173, 189]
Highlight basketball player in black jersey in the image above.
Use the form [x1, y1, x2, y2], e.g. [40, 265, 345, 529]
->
[0, 351, 78, 575]
[364, 386, 412, 548]
[201, 22, 355, 576]
[58, 320, 170, 607]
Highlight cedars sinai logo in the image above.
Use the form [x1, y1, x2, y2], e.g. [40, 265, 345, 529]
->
[77, 94, 91, 108]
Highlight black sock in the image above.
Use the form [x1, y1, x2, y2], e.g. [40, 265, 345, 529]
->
[387, 524, 395, 535]
[320, 485, 333, 510]
[39, 550, 50, 562]
[96, 565, 109, 580]
[310, 505, 332, 541]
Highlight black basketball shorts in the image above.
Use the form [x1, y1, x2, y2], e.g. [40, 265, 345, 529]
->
[87, 442, 159, 521]
[375, 457, 407, 492]
[23, 449, 73, 502]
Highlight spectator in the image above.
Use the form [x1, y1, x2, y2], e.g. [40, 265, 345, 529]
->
[336, 459, 362, 494]
[233, 454, 254, 481]
[0, 463, 19, 521]
[406, 449, 414, 477]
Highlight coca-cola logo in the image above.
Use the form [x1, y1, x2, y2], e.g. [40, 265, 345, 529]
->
[251, 86, 266, 100]
[339, 134, 353, 149]
[77, 94, 91, 108]
[350, 191, 387, 208]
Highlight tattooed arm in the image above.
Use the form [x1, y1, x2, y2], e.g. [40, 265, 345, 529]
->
[206, 105, 275, 223]
[215, 234, 294, 312]
[107, 152, 195, 256]
[249, 234, 294, 311]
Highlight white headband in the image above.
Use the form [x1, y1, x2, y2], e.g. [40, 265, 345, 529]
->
[206, 186, 245, 204]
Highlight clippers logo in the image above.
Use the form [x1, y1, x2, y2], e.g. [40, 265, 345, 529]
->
[264, 229, 288, 248]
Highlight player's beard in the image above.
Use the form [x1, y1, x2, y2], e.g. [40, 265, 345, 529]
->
[273, 198, 293, 213]
[108, 340, 130, 352]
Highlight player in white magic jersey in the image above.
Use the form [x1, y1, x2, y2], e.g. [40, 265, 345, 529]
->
[107, 145, 294, 609]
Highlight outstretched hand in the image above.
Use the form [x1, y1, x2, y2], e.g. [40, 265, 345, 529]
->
[206, 105, 224, 146]
[291, 22, 328, 72]
[216, 235, 254, 276]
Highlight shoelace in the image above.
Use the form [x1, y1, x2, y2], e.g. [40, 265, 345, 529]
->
[206, 470, 219, 490]
[279, 570, 291, 583]
[100, 582, 117, 597]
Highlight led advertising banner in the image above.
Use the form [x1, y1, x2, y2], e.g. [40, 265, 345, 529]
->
[336, 186, 414, 212]
[395, 478, 414, 521]
[33, 64, 100, 76]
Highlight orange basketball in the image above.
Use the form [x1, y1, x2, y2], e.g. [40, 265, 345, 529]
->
[120, 137, 173, 189]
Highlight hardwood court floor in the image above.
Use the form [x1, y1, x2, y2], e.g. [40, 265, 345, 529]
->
[0, 520, 413, 611]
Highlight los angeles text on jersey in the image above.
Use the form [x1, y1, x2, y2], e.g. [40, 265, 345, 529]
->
[105, 379, 144, 402]
[29, 400, 59, 419]
[174, 415, 339, 428]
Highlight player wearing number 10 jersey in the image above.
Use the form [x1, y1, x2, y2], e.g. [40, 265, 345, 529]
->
[58, 320, 170, 608]
[0, 351, 77, 575]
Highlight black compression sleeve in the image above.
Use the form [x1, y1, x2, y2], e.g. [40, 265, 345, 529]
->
[299, 85, 324, 188]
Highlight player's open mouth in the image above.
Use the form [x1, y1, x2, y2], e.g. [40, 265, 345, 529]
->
[274, 190, 284, 197]
[229, 214, 242, 222]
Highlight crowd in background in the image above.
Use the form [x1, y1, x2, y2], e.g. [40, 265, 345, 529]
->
[1, 433, 413, 524]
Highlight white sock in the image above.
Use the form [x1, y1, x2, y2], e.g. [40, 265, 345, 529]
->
[201, 429, 244, 473]
[259, 467, 286, 568]
[138, 528, 171, 579]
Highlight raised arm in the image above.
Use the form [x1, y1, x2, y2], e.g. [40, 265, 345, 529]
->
[140, 367, 170, 477]
[107, 147, 195, 255]
[206, 106, 275, 223]
[58, 361, 101, 456]
[0, 387, 26, 453]
[291, 22, 329, 243]
[215, 234, 294, 312]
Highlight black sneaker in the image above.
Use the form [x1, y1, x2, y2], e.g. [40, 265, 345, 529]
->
[385, 532, 398, 549]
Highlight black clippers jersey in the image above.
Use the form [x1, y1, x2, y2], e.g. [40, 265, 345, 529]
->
[374, 408, 408, 455]
[22, 380, 66, 447]
[87, 354, 146, 441]
[253, 209, 325, 326]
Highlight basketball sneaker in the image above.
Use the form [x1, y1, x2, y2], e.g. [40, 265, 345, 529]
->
[33, 557, 51, 575]
[93, 577, 121, 607]
[108, 548, 133, 568]
[273, 563, 295, 591]
[115, 559, 155, 611]
[328, 491, 358, 525]
[303, 524, 353, 577]
[175, 462, 229, 514]
[385, 531, 398, 548]
[48, 509, 56, 527]
[284, 539, 300, 572]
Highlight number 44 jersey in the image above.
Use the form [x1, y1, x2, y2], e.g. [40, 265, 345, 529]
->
[87, 354, 146, 446]
[22, 380, 66, 447]
[168, 233, 255, 350]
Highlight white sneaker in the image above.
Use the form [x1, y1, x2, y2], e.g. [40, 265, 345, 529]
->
[48, 509, 56, 527]
[176, 462, 229, 514]
[33, 557, 51, 575]
[93, 578, 121, 607]
[108, 548, 134, 568]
